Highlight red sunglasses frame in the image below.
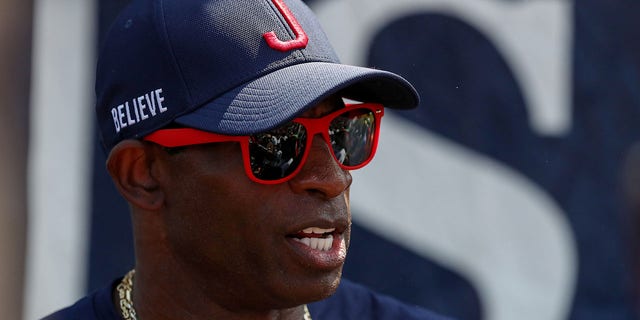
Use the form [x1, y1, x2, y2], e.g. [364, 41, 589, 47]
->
[143, 103, 384, 184]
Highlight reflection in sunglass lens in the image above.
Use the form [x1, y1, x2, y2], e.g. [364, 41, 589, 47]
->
[329, 109, 375, 167]
[249, 122, 307, 180]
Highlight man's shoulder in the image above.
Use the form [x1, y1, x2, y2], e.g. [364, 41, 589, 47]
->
[308, 278, 452, 320]
[41, 279, 121, 320]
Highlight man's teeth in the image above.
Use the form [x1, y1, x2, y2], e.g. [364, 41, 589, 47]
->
[294, 235, 334, 251]
[302, 227, 335, 234]
[291, 227, 336, 251]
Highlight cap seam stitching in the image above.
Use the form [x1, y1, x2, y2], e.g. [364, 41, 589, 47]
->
[157, 0, 193, 106]
[263, 0, 296, 43]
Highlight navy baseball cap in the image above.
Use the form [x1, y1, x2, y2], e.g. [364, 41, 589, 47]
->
[96, 0, 419, 151]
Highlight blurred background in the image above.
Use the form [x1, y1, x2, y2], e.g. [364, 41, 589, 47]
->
[2, 0, 640, 319]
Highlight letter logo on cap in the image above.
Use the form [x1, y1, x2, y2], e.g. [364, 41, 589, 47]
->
[263, 0, 308, 51]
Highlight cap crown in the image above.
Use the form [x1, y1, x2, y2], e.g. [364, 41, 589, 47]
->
[96, 0, 339, 150]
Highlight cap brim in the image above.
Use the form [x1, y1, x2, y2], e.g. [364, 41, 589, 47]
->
[174, 61, 419, 135]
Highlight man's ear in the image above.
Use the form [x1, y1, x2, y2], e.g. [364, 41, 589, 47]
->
[106, 140, 164, 210]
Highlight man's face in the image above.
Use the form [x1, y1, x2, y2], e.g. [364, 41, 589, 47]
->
[156, 98, 352, 311]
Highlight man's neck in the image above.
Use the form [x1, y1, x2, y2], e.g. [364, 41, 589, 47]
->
[112, 267, 309, 320]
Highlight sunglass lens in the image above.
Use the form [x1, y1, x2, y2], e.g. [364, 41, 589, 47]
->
[329, 109, 376, 167]
[249, 122, 307, 181]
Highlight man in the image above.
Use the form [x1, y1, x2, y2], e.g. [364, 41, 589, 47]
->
[45, 0, 450, 319]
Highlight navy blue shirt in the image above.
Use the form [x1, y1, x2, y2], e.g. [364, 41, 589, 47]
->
[43, 278, 450, 319]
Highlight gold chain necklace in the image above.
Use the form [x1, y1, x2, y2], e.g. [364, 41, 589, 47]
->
[116, 270, 138, 320]
[117, 269, 312, 320]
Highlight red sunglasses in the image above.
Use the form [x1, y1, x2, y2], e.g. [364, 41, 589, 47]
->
[144, 103, 384, 184]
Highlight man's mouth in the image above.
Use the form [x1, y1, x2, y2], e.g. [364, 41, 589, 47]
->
[289, 227, 336, 251]
[285, 224, 347, 269]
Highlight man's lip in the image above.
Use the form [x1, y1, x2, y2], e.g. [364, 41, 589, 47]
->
[281, 210, 349, 268]
[285, 217, 348, 237]
[285, 233, 347, 270]
[289, 227, 336, 239]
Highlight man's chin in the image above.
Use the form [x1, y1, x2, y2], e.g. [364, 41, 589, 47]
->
[271, 271, 343, 309]
[294, 270, 343, 306]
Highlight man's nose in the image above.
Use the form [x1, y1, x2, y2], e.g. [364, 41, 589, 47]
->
[288, 135, 352, 198]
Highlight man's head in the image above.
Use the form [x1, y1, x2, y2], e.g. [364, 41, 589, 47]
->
[97, 0, 418, 314]
[107, 96, 356, 311]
